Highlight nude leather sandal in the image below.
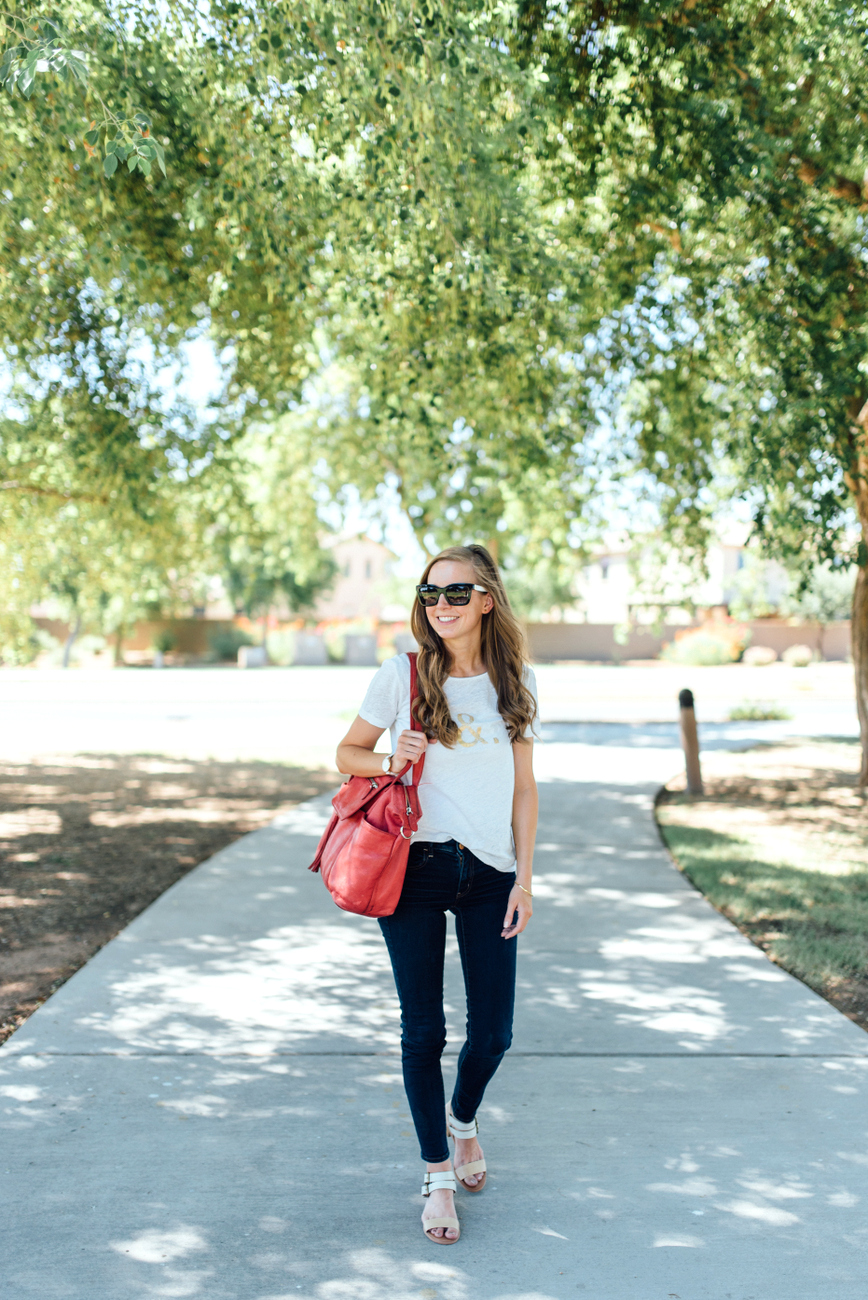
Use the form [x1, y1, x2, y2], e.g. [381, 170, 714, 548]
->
[446, 1105, 487, 1193]
[421, 1169, 460, 1244]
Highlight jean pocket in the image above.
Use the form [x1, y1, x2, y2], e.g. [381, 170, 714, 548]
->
[407, 844, 426, 871]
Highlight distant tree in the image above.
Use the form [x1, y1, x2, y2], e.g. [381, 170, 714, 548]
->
[783, 565, 856, 660]
[730, 554, 855, 657]
[211, 420, 338, 637]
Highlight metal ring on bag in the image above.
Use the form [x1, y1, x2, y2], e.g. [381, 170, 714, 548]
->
[400, 827, 411, 839]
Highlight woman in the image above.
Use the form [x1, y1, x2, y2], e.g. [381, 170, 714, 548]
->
[336, 543, 538, 1245]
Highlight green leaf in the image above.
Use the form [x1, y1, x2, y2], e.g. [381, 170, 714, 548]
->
[84, 129, 100, 146]
[103, 152, 118, 177]
[138, 157, 152, 176]
[66, 53, 89, 86]
[127, 155, 138, 172]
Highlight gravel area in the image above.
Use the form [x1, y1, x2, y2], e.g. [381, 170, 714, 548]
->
[0, 753, 336, 1044]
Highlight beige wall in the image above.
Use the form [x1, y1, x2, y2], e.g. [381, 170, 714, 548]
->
[525, 621, 852, 663]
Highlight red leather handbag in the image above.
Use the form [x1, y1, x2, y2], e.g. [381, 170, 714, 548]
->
[308, 652, 425, 917]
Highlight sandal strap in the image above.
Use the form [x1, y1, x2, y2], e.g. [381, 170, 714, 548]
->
[424, 1217, 460, 1231]
[455, 1158, 487, 1180]
[421, 1171, 457, 1196]
[446, 1108, 478, 1140]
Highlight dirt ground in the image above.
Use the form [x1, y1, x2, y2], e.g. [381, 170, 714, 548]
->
[0, 754, 337, 1045]
[657, 739, 868, 1034]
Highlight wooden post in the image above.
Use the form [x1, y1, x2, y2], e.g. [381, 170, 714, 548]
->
[679, 688, 703, 795]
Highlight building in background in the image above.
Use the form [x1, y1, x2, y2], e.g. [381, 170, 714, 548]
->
[313, 534, 398, 622]
[576, 530, 750, 626]
[170, 533, 399, 624]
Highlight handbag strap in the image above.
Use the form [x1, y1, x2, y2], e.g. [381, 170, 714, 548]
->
[394, 650, 425, 786]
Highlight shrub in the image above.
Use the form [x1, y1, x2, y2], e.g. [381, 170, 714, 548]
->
[208, 626, 254, 661]
[742, 645, 778, 666]
[323, 625, 347, 663]
[728, 701, 792, 721]
[782, 643, 814, 667]
[663, 633, 733, 666]
[152, 629, 178, 654]
[321, 618, 375, 664]
[662, 618, 750, 666]
[265, 628, 297, 666]
[6, 625, 60, 666]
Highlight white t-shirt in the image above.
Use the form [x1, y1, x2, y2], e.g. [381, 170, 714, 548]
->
[358, 653, 538, 873]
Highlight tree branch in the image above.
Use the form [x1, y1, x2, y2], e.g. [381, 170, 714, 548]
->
[0, 480, 108, 503]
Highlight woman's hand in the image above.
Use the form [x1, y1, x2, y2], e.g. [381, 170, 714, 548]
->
[336, 717, 437, 779]
[390, 728, 435, 772]
[501, 883, 532, 939]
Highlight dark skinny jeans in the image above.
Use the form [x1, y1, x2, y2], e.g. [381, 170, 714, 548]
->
[378, 839, 517, 1164]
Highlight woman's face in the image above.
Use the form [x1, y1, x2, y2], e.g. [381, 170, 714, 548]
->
[423, 559, 494, 644]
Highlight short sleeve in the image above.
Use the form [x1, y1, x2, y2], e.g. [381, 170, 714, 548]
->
[523, 665, 539, 738]
[358, 655, 405, 731]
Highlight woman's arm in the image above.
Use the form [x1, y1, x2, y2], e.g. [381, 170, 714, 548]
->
[502, 738, 538, 939]
[336, 715, 431, 778]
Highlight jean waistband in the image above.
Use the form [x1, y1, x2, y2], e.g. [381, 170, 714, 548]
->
[413, 838, 468, 857]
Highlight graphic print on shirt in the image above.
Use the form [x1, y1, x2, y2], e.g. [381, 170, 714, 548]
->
[455, 713, 500, 746]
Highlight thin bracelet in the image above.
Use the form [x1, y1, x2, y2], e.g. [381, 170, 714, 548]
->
[517, 883, 533, 897]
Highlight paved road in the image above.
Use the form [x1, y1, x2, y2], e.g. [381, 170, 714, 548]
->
[0, 661, 857, 768]
[3, 738, 867, 1299]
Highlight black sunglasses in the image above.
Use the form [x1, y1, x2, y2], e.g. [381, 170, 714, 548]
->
[416, 583, 488, 607]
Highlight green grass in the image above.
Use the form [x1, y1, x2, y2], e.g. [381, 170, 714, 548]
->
[657, 818, 868, 991]
[727, 701, 792, 722]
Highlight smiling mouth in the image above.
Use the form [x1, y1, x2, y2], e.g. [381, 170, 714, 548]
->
[436, 614, 459, 623]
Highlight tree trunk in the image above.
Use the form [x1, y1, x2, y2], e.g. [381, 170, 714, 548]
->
[61, 615, 81, 669]
[853, 562, 868, 785]
[845, 401, 868, 785]
[114, 626, 125, 667]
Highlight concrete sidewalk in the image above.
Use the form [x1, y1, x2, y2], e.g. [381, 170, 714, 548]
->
[2, 741, 868, 1299]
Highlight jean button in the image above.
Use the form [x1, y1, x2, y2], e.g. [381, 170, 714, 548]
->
[457, 843, 464, 850]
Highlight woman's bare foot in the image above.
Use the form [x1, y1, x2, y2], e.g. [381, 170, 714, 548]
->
[452, 1134, 485, 1188]
[422, 1160, 459, 1241]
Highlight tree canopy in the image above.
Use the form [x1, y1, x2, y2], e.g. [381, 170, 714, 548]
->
[516, 0, 868, 765]
[1, 0, 611, 649]
[4, 2, 868, 759]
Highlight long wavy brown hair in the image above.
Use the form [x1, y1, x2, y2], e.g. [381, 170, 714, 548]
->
[409, 544, 537, 747]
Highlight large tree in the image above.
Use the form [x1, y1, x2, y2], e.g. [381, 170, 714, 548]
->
[518, 0, 868, 773]
[1, 1, 615, 613]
